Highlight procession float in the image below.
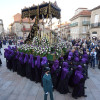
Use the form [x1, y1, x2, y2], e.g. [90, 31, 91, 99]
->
[18, 1, 67, 60]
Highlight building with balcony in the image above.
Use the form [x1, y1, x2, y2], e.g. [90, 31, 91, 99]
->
[90, 5, 100, 39]
[9, 13, 53, 41]
[54, 22, 70, 40]
[70, 8, 91, 39]
[9, 13, 35, 39]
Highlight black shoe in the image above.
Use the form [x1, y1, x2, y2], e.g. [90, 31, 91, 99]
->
[83, 95, 87, 97]
[73, 97, 78, 99]
[68, 91, 71, 93]
[87, 77, 89, 79]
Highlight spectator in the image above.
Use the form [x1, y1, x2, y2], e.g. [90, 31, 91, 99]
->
[90, 49, 96, 69]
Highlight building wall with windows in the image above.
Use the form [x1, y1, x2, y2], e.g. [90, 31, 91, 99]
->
[54, 22, 70, 40]
[90, 6, 100, 39]
[9, 13, 35, 39]
[70, 18, 79, 39]
[70, 8, 91, 39]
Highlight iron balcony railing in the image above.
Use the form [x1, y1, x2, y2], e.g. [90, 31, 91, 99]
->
[82, 21, 90, 26]
[70, 22, 78, 27]
[91, 22, 100, 28]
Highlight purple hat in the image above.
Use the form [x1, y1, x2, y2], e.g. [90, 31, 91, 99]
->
[8, 46, 11, 50]
[12, 46, 17, 51]
[62, 62, 69, 69]
[59, 57, 63, 61]
[51, 60, 59, 73]
[81, 58, 87, 64]
[61, 68, 69, 80]
[41, 57, 48, 66]
[68, 56, 72, 61]
[82, 54, 88, 59]
[74, 57, 79, 62]
[75, 52, 79, 57]
[68, 52, 73, 56]
[77, 65, 83, 72]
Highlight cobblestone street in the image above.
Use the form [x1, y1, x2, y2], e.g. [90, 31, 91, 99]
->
[0, 45, 100, 100]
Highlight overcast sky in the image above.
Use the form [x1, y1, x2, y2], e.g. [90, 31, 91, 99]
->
[0, 0, 100, 30]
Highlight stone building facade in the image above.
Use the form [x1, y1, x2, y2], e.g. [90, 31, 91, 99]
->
[70, 8, 91, 39]
[90, 6, 100, 39]
[54, 22, 70, 40]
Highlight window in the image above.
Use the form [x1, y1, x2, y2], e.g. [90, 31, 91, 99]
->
[94, 14, 99, 23]
[0, 21, 2, 24]
[92, 32, 97, 34]
[82, 26, 87, 33]
[83, 17, 87, 21]
[71, 29, 73, 33]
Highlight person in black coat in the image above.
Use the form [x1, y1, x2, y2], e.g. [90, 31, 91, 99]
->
[34, 55, 41, 83]
[72, 65, 87, 99]
[28, 54, 35, 81]
[0, 40, 2, 55]
[57, 62, 70, 94]
[0, 58, 2, 66]
[51, 60, 61, 89]
[98, 46, 100, 69]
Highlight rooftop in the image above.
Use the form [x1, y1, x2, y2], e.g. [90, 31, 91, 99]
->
[13, 13, 35, 23]
[91, 5, 100, 11]
[75, 8, 88, 11]
[70, 10, 91, 21]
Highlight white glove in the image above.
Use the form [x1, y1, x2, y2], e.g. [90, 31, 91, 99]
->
[45, 92, 48, 94]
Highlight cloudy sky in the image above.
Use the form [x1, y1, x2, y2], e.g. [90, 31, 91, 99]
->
[0, 0, 100, 30]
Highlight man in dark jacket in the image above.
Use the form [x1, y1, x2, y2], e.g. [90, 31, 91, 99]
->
[98, 47, 100, 69]
[42, 67, 54, 100]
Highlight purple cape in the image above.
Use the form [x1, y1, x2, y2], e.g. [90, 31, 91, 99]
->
[35, 55, 40, 68]
[19, 52, 24, 64]
[74, 57, 79, 62]
[29, 54, 34, 68]
[73, 70, 83, 84]
[61, 68, 69, 80]
[24, 54, 29, 63]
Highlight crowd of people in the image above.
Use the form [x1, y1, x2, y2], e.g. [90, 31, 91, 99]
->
[2, 38, 100, 100]
[70, 38, 100, 69]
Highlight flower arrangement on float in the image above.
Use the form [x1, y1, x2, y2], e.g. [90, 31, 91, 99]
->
[18, 37, 67, 60]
